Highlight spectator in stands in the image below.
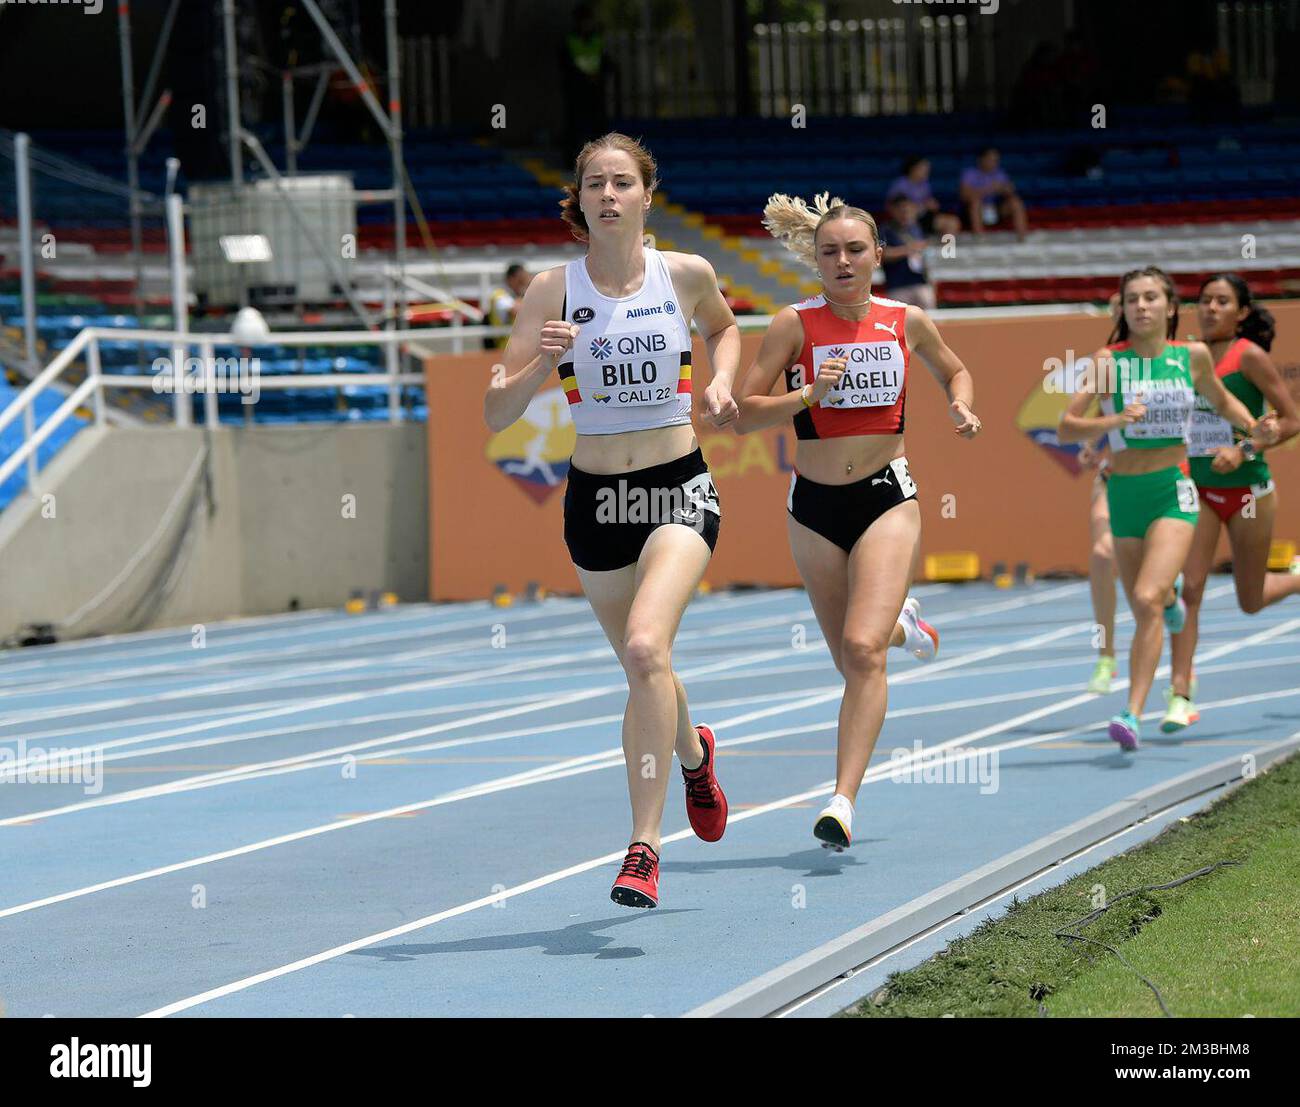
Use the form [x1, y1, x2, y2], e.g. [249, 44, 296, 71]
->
[486, 264, 532, 350]
[959, 147, 1029, 240]
[885, 157, 959, 238]
[880, 194, 936, 311]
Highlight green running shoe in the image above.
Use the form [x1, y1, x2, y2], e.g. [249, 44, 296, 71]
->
[1161, 693, 1197, 733]
[1088, 655, 1117, 694]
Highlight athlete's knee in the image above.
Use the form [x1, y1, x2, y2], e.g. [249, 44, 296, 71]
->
[1090, 535, 1114, 565]
[622, 631, 671, 681]
[1131, 587, 1166, 620]
[1237, 589, 1265, 615]
[1182, 576, 1207, 608]
[840, 635, 888, 678]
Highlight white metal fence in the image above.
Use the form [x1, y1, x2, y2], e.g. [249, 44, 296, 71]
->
[1220, 0, 1284, 106]
[0, 327, 426, 495]
[604, 15, 992, 120]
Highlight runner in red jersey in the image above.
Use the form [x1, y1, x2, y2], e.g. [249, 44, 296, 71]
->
[1165, 274, 1300, 732]
[735, 192, 981, 850]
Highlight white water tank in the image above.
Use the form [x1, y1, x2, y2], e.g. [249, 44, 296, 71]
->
[189, 174, 357, 307]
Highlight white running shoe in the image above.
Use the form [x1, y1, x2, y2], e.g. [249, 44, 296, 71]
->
[896, 596, 939, 661]
[814, 793, 854, 850]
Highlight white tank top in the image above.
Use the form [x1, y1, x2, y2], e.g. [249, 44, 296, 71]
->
[557, 247, 694, 436]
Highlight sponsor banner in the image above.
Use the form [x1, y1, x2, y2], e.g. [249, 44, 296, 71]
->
[426, 305, 1300, 600]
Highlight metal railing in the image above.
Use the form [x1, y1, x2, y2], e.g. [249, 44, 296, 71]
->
[0, 301, 1100, 498]
[754, 16, 981, 118]
[0, 326, 432, 495]
[605, 14, 990, 120]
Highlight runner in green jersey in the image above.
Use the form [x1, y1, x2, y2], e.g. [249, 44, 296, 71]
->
[1059, 267, 1272, 752]
[1165, 275, 1300, 730]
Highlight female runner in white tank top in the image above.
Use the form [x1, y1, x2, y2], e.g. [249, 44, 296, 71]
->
[484, 133, 740, 909]
[736, 192, 981, 850]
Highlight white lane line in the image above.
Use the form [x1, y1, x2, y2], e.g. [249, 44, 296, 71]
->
[0, 596, 1085, 820]
[139, 681, 1300, 1019]
[0, 614, 629, 725]
[0, 678, 1061, 926]
[0, 609, 1104, 918]
[0, 587, 806, 682]
[0, 637, 801, 825]
[0, 595, 816, 728]
[0, 601, 821, 776]
[3, 605, 1289, 957]
[0, 605, 440, 676]
[0, 607, 586, 693]
[32, 681, 857, 774]
[0, 586, 809, 689]
[0, 583, 1255, 811]
[136, 689, 1298, 1022]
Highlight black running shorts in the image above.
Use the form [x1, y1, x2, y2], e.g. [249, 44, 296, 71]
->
[563, 448, 721, 572]
[787, 456, 918, 554]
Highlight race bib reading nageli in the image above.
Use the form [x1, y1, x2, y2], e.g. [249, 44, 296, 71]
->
[812, 341, 904, 408]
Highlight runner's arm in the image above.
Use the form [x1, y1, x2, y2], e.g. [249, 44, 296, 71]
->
[484, 268, 570, 432]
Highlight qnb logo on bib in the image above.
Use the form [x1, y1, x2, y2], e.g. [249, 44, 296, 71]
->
[581, 331, 679, 406]
[1122, 381, 1194, 438]
[813, 341, 904, 408]
[1187, 406, 1234, 456]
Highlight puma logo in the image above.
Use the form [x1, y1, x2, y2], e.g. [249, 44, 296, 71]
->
[872, 475, 891, 486]
[874, 320, 899, 338]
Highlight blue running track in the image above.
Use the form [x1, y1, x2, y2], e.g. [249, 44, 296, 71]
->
[1, 581, 1297, 1017]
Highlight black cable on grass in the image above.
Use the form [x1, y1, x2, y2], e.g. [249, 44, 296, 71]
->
[1050, 861, 1241, 1017]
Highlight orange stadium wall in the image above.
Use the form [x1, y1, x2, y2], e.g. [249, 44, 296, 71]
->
[425, 303, 1300, 601]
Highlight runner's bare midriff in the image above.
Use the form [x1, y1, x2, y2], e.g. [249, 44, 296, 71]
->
[795, 434, 905, 484]
[1109, 443, 1187, 476]
[571, 423, 699, 474]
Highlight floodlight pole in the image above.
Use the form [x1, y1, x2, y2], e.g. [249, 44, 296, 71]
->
[117, 1, 145, 331]
[14, 133, 37, 373]
[385, 0, 407, 334]
[222, 0, 243, 187]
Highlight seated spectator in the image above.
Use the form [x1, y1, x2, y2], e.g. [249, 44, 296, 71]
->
[885, 157, 960, 238]
[959, 147, 1029, 239]
[880, 194, 935, 311]
[486, 263, 532, 350]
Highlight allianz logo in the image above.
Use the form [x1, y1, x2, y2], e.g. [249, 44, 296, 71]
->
[626, 302, 676, 319]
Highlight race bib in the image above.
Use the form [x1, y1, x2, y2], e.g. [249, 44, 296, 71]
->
[1186, 406, 1234, 457]
[813, 341, 904, 408]
[1120, 381, 1194, 440]
[679, 471, 721, 518]
[889, 456, 918, 497]
[1176, 477, 1199, 513]
[580, 329, 681, 408]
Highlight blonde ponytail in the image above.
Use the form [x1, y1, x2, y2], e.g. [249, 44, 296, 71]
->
[761, 191, 878, 271]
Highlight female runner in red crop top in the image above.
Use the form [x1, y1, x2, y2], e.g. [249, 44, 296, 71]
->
[735, 192, 980, 850]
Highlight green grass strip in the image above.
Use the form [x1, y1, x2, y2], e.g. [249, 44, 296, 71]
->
[846, 751, 1300, 1018]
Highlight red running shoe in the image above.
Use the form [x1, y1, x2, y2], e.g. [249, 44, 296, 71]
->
[611, 842, 659, 909]
[682, 723, 728, 842]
